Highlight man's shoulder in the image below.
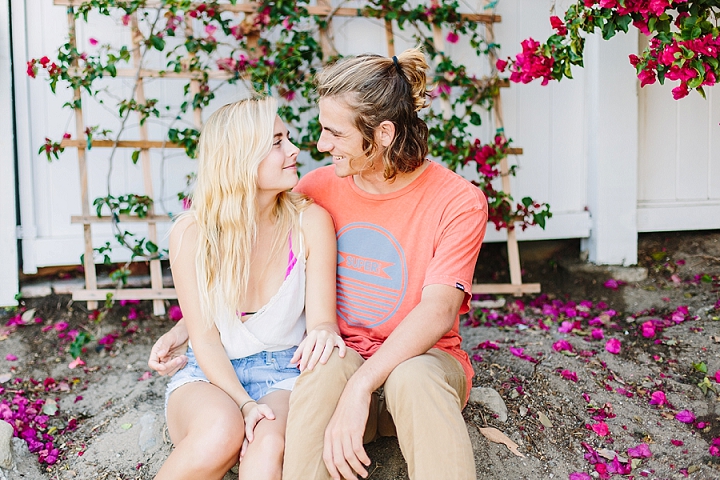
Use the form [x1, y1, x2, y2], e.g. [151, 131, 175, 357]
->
[425, 162, 487, 209]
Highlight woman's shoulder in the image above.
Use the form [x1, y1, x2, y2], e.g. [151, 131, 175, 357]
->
[301, 203, 333, 229]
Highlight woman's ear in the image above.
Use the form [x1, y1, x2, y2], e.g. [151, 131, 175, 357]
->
[375, 120, 396, 148]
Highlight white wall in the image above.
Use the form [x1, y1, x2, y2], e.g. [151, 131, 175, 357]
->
[1, 0, 19, 306]
[10, 0, 720, 278]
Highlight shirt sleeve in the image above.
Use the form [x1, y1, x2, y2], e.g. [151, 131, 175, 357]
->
[423, 198, 488, 314]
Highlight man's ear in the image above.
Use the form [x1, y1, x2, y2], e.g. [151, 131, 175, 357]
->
[375, 120, 396, 148]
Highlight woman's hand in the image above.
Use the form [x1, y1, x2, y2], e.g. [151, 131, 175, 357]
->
[147, 320, 190, 376]
[241, 402, 276, 445]
[291, 323, 346, 372]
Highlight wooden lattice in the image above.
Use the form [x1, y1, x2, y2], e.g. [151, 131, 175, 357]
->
[56, 0, 537, 316]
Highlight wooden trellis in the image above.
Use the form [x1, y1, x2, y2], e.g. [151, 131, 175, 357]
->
[56, 0, 537, 316]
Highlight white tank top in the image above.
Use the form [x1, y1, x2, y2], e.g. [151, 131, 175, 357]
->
[213, 217, 306, 359]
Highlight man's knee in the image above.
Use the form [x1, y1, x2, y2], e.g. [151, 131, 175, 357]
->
[383, 351, 464, 408]
[293, 348, 364, 392]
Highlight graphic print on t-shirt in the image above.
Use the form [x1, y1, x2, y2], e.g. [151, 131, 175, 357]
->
[336, 223, 407, 328]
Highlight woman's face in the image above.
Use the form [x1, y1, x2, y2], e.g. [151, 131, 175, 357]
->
[317, 96, 375, 178]
[257, 115, 300, 193]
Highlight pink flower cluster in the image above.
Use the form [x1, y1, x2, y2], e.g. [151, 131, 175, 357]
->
[503, 38, 555, 85]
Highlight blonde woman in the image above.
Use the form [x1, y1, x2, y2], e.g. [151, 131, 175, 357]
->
[155, 97, 345, 480]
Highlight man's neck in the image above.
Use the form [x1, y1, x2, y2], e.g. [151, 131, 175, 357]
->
[353, 160, 429, 195]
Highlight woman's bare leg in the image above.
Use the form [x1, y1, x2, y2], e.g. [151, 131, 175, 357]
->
[237, 390, 290, 480]
[156, 382, 245, 480]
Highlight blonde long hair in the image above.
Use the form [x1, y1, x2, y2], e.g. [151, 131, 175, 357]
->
[180, 97, 310, 329]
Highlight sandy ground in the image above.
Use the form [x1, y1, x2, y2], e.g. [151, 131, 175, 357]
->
[1, 230, 720, 480]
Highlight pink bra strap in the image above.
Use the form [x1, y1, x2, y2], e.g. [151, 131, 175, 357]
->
[285, 233, 297, 279]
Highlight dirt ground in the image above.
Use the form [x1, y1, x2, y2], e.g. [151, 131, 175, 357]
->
[2, 230, 720, 480]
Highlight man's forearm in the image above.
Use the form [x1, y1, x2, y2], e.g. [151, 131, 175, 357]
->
[348, 285, 463, 393]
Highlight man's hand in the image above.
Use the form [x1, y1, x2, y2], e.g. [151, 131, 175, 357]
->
[291, 323, 346, 372]
[147, 321, 189, 376]
[323, 381, 372, 479]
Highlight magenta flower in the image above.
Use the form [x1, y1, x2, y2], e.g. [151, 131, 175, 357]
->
[138, 371, 152, 381]
[591, 328, 604, 340]
[627, 443, 652, 458]
[569, 473, 592, 480]
[603, 279, 619, 289]
[649, 391, 666, 406]
[5, 354, 17, 361]
[552, 339, 574, 353]
[558, 321, 574, 333]
[605, 338, 621, 354]
[675, 410, 696, 424]
[715, 371, 720, 383]
[591, 422, 609, 436]
[549, 16, 568, 36]
[168, 305, 183, 322]
[89, 37, 98, 46]
[641, 321, 656, 338]
[709, 438, 720, 457]
[671, 439, 684, 446]
[54, 322, 68, 332]
[446, 32, 459, 44]
[560, 370, 578, 382]
[68, 357, 85, 369]
[496, 59, 508, 72]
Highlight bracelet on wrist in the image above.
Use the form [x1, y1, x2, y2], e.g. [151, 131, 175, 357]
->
[239, 399, 257, 414]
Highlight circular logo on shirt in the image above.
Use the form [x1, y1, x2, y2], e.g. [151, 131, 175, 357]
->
[335, 223, 407, 328]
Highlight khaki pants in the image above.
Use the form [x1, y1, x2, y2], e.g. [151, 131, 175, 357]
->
[283, 348, 476, 480]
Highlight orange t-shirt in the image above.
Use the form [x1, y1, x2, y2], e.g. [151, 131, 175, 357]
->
[295, 161, 488, 397]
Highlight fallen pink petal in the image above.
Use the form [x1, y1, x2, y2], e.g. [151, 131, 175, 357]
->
[649, 391, 666, 406]
[569, 473, 592, 480]
[605, 338, 621, 354]
[68, 357, 85, 369]
[671, 439, 684, 446]
[627, 443, 652, 458]
[560, 369, 578, 382]
[590, 422, 610, 437]
[675, 410, 696, 424]
[603, 279, 619, 290]
[138, 371, 152, 381]
[5, 354, 17, 361]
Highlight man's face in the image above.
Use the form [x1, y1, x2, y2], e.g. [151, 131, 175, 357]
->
[317, 96, 370, 178]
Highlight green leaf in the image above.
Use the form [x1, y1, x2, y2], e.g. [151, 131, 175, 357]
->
[131, 150, 140, 164]
[149, 35, 165, 51]
[692, 361, 707, 373]
[146, 241, 158, 254]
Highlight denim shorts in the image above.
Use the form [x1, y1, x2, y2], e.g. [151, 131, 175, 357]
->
[165, 346, 300, 415]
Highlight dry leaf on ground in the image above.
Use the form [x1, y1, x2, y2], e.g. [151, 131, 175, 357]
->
[478, 426, 525, 457]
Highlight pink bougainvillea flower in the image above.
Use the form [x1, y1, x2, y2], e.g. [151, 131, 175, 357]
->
[560, 369, 578, 382]
[714, 371, 720, 383]
[88, 37, 98, 46]
[54, 322, 68, 332]
[496, 59, 508, 72]
[595, 462, 608, 478]
[127, 308, 138, 321]
[119, 299, 140, 306]
[591, 328, 604, 340]
[671, 439, 684, 446]
[168, 305, 183, 322]
[591, 422, 610, 436]
[552, 339, 574, 353]
[641, 321, 656, 338]
[675, 410, 696, 424]
[549, 16, 568, 36]
[649, 391, 666, 406]
[709, 438, 720, 457]
[138, 371, 152, 381]
[5, 354, 17, 361]
[569, 473, 592, 480]
[605, 338, 621, 354]
[558, 320, 574, 333]
[627, 443, 652, 458]
[68, 357, 85, 369]
[603, 279, 619, 290]
[446, 32, 459, 43]
[696, 421, 707, 429]
[122, 14, 131, 26]
[473, 340, 500, 350]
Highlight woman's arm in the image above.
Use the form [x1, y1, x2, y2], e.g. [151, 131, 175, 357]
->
[147, 318, 189, 376]
[291, 204, 345, 371]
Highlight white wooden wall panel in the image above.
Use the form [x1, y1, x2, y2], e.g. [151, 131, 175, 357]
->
[0, 0, 19, 306]
[638, 68, 720, 232]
